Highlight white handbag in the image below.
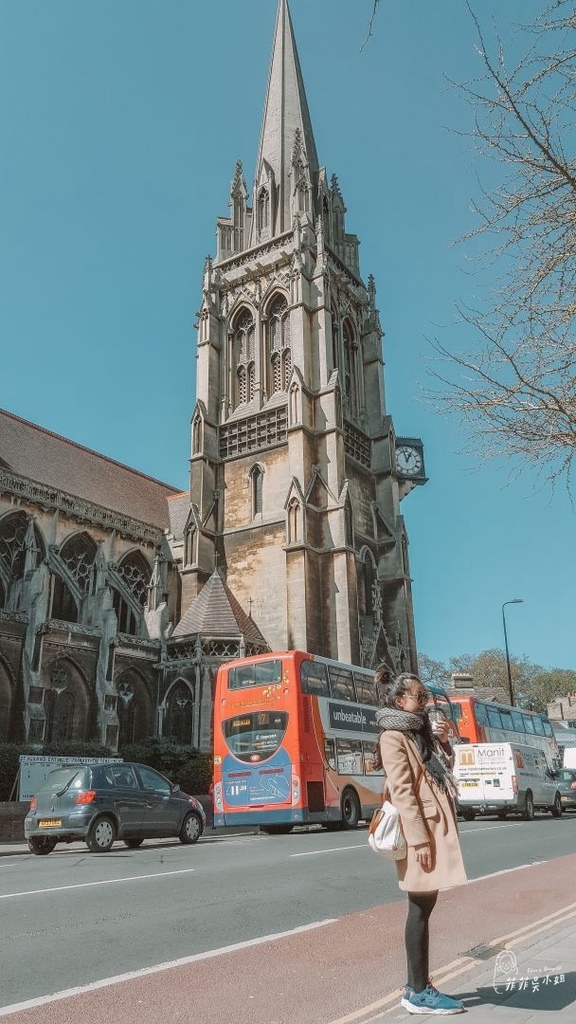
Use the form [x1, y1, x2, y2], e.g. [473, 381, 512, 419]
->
[368, 797, 407, 860]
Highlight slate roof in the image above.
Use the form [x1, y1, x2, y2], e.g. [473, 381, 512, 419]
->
[0, 408, 181, 529]
[172, 569, 268, 647]
[167, 491, 190, 540]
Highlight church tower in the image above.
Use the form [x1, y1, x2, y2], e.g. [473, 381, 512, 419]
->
[184, 0, 426, 672]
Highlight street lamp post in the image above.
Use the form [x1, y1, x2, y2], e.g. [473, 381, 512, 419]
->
[502, 599, 524, 705]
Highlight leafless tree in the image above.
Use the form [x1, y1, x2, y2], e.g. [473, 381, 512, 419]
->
[431, 2, 576, 486]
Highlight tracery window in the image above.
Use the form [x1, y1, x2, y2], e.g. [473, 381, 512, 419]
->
[59, 533, 97, 592]
[113, 551, 152, 636]
[232, 309, 256, 410]
[267, 295, 291, 395]
[0, 512, 44, 610]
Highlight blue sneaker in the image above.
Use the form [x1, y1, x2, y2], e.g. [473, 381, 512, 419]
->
[401, 984, 464, 1014]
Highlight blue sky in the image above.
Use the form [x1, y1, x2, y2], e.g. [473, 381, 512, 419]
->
[1, 0, 573, 673]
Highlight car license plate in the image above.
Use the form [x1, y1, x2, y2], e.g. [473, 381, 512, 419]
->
[460, 781, 476, 787]
[38, 819, 62, 828]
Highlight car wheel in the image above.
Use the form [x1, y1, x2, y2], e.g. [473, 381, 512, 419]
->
[260, 824, 294, 835]
[551, 793, 563, 818]
[341, 788, 360, 829]
[86, 815, 116, 853]
[179, 811, 203, 844]
[123, 837, 144, 849]
[461, 808, 476, 821]
[522, 791, 535, 821]
[28, 837, 57, 855]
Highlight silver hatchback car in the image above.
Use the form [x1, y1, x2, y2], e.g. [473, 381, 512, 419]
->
[24, 761, 206, 854]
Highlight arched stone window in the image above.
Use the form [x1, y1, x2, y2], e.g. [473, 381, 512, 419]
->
[0, 512, 44, 609]
[343, 319, 358, 418]
[113, 551, 152, 636]
[344, 500, 354, 547]
[360, 549, 377, 619]
[250, 464, 264, 518]
[164, 680, 194, 745]
[297, 181, 309, 213]
[330, 310, 339, 372]
[257, 187, 270, 234]
[232, 308, 255, 410]
[116, 669, 153, 746]
[43, 659, 88, 745]
[287, 498, 301, 544]
[51, 532, 97, 622]
[192, 415, 202, 455]
[267, 295, 291, 395]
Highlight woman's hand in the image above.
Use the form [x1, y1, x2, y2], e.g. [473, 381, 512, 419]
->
[431, 718, 450, 745]
[414, 842, 432, 870]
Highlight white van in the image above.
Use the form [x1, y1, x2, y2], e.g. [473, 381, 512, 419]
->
[453, 742, 562, 821]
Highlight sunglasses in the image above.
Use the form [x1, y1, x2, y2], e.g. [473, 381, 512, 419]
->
[404, 690, 430, 704]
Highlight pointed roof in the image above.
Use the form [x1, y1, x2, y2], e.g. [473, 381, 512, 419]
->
[172, 569, 268, 647]
[254, 0, 319, 234]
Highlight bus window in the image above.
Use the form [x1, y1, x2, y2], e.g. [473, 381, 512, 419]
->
[543, 719, 555, 738]
[324, 737, 336, 770]
[532, 716, 545, 736]
[222, 711, 288, 762]
[475, 702, 488, 726]
[363, 740, 385, 776]
[354, 671, 378, 706]
[522, 714, 536, 734]
[511, 709, 525, 733]
[499, 708, 513, 732]
[486, 707, 502, 729]
[335, 738, 363, 774]
[328, 666, 357, 703]
[301, 659, 330, 697]
[228, 659, 283, 690]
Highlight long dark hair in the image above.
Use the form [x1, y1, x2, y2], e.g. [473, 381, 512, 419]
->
[383, 672, 421, 708]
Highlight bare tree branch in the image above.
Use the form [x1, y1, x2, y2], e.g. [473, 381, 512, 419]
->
[360, 0, 380, 51]
[430, 1, 576, 488]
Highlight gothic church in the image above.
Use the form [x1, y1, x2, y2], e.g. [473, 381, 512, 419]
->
[0, 0, 426, 754]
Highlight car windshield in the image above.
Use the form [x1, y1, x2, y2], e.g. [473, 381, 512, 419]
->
[558, 769, 576, 782]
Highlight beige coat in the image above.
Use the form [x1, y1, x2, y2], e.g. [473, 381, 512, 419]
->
[379, 730, 468, 893]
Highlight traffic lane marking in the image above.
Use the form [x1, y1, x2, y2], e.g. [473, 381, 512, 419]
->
[0, 867, 195, 900]
[328, 899, 576, 1023]
[0, 918, 337, 1017]
[291, 843, 368, 857]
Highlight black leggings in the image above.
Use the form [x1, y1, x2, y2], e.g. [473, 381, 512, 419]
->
[405, 891, 439, 992]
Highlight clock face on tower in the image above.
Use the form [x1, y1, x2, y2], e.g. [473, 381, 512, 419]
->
[395, 444, 423, 477]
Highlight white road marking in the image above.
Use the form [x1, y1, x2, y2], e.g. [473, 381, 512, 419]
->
[291, 844, 367, 857]
[470, 861, 545, 882]
[0, 867, 195, 900]
[0, 918, 337, 1016]
[460, 824, 513, 834]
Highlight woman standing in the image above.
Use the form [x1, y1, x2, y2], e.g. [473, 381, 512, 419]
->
[377, 672, 467, 1015]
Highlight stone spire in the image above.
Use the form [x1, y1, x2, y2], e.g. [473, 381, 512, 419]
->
[250, 0, 319, 241]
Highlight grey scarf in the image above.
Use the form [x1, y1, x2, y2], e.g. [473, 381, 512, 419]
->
[376, 706, 458, 799]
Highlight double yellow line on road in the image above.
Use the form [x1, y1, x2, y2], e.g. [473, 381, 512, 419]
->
[329, 900, 576, 1024]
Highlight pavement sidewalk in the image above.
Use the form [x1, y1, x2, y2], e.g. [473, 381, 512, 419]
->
[370, 902, 576, 1022]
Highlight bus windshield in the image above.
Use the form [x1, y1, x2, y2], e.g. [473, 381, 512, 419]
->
[222, 711, 288, 763]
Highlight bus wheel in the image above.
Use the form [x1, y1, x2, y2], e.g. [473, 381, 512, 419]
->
[496, 809, 508, 819]
[260, 824, 294, 835]
[522, 791, 535, 821]
[461, 808, 476, 822]
[341, 788, 360, 830]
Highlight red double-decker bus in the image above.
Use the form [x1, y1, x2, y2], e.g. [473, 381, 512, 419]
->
[212, 650, 457, 833]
